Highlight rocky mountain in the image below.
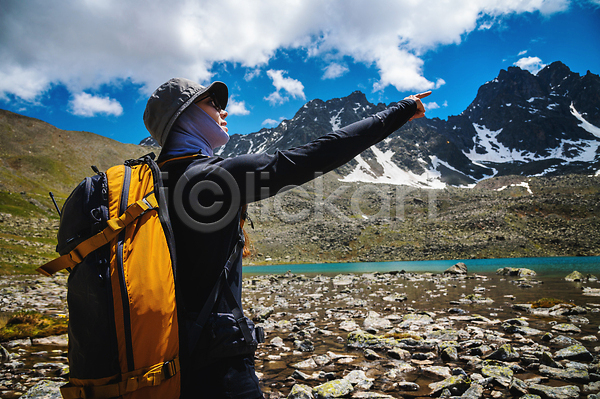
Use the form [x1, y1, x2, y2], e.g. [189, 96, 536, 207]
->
[141, 61, 600, 188]
[438, 61, 600, 180]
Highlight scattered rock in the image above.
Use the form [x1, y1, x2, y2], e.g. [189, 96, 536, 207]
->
[538, 365, 590, 383]
[313, 379, 353, 399]
[565, 271, 586, 282]
[496, 267, 536, 277]
[555, 344, 594, 362]
[481, 363, 514, 388]
[30, 334, 68, 346]
[288, 383, 314, 399]
[527, 383, 581, 399]
[552, 323, 582, 333]
[428, 373, 471, 397]
[19, 380, 63, 399]
[444, 262, 467, 275]
[486, 344, 519, 361]
[343, 370, 373, 390]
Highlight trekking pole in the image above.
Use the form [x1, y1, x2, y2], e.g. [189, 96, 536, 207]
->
[49, 192, 61, 217]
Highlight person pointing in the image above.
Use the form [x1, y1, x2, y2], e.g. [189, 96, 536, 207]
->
[143, 78, 431, 398]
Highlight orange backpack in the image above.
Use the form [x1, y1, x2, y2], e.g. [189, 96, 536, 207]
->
[38, 154, 179, 399]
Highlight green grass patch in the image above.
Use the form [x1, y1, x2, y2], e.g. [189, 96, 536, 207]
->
[0, 191, 47, 217]
[0, 260, 50, 275]
[0, 311, 68, 342]
[0, 233, 57, 275]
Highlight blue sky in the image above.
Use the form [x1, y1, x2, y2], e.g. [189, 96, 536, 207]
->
[1, 0, 599, 145]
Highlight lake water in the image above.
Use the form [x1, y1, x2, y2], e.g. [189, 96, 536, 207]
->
[244, 256, 600, 277]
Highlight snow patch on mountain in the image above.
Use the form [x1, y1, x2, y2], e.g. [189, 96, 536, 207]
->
[340, 146, 446, 188]
[497, 182, 533, 194]
[571, 104, 600, 138]
[330, 108, 344, 130]
[464, 124, 534, 163]
[463, 121, 600, 166]
[547, 138, 600, 163]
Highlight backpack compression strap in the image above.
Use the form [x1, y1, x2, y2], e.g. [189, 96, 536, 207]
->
[36, 192, 159, 277]
[60, 357, 179, 399]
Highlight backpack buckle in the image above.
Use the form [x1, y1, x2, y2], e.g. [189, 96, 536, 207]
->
[162, 359, 178, 380]
[69, 248, 84, 264]
[255, 326, 265, 343]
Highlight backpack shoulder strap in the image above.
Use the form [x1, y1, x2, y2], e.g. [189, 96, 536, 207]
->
[186, 227, 245, 355]
[157, 153, 207, 168]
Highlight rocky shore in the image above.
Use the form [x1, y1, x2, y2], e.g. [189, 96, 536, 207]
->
[2, 265, 600, 398]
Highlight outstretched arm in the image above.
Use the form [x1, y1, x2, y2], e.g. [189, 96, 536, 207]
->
[223, 92, 433, 202]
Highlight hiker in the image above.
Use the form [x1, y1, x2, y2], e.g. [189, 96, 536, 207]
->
[143, 78, 430, 398]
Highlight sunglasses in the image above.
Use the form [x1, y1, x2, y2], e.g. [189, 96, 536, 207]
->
[197, 92, 223, 113]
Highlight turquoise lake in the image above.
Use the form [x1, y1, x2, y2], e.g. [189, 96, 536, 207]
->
[244, 256, 600, 277]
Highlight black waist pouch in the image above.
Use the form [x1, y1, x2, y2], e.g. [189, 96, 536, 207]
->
[203, 313, 265, 359]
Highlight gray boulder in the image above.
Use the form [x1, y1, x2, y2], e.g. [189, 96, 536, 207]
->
[19, 381, 63, 399]
[565, 270, 586, 281]
[496, 267, 536, 277]
[444, 262, 467, 275]
[555, 344, 594, 362]
[528, 384, 580, 399]
[288, 383, 314, 399]
[313, 379, 353, 398]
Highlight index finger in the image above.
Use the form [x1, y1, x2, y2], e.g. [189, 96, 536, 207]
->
[415, 91, 432, 99]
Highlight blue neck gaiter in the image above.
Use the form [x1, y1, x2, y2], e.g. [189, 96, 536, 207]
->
[160, 104, 229, 158]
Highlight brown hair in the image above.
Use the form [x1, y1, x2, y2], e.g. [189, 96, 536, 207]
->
[242, 228, 252, 258]
[241, 205, 253, 258]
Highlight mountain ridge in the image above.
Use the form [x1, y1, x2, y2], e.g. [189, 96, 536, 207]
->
[235, 61, 600, 186]
[140, 61, 600, 188]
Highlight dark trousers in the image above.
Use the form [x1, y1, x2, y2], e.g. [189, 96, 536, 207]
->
[181, 355, 264, 399]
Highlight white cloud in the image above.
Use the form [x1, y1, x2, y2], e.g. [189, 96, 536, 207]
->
[244, 68, 261, 82]
[70, 93, 123, 117]
[478, 21, 494, 30]
[514, 56, 547, 75]
[265, 70, 305, 105]
[227, 96, 250, 116]
[262, 118, 281, 127]
[0, 0, 571, 102]
[518, 50, 528, 56]
[264, 91, 286, 106]
[424, 100, 449, 111]
[322, 63, 349, 80]
[434, 79, 446, 89]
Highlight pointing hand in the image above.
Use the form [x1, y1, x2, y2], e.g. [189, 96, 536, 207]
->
[405, 91, 432, 121]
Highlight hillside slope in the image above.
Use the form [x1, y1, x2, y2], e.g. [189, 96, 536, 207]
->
[0, 109, 155, 194]
[0, 109, 156, 212]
